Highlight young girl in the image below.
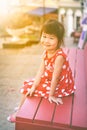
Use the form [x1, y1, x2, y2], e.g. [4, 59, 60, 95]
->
[7, 19, 76, 123]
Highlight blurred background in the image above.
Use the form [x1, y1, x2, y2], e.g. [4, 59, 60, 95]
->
[0, 1, 87, 130]
[0, 0, 87, 47]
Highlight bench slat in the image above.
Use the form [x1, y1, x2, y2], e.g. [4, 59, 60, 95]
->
[16, 121, 73, 130]
[84, 43, 87, 82]
[68, 48, 77, 78]
[72, 50, 87, 129]
[53, 96, 73, 127]
[34, 98, 55, 125]
[16, 97, 41, 123]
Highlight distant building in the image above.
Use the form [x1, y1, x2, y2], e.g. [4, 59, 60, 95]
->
[26, 0, 82, 37]
[1, 0, 86, 37]
[57, 0, 82, 37]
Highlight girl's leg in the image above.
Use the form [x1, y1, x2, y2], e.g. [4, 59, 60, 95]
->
[17, 94, 27, 109]
[7, 94, 27, 122]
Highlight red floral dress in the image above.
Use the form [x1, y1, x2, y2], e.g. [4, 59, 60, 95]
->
[20, 49, 76, 98]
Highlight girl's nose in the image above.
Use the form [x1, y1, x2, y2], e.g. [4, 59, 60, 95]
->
[45, 38, 49, 43]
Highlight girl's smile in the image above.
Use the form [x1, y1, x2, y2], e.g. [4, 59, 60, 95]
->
[40, 32, 58, 52]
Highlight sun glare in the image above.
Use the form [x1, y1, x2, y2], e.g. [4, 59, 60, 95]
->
[0, 0, 19, 15]
[0, 1, 10, 15]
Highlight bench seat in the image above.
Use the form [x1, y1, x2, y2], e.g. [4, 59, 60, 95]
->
[15, 47, 87, 130]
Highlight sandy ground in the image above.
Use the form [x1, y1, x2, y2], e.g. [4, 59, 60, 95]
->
[0, 37, 77, 130]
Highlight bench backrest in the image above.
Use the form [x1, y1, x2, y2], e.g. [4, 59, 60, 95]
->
[84, 43, 87, 83]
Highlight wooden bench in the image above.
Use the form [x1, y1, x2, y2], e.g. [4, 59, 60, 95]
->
[15, 46, 87, 130]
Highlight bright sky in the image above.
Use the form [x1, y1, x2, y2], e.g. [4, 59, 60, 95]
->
[0, 0, 20, 15]
[0, 0, 58, 16]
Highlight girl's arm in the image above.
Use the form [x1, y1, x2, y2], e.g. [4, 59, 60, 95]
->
[26, 58, 45, 96]
[49, 55, 65, 104]
[32, 58, 45, 88]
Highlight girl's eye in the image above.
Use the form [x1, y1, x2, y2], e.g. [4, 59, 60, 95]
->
[50, 37, 54, 39]
[42, 35, 46, 38]
[42, 34, 54, 39]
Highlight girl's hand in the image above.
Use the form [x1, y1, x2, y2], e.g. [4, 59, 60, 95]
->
[48, 96, 63, 105]
[25, 87, 36, 97]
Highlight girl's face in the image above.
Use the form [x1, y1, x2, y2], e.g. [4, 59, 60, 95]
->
[40, 32, 58, 51]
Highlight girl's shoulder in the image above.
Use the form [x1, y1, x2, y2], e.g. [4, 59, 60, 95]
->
[41, 49, 67, 60]
[56, 48, 67, 59]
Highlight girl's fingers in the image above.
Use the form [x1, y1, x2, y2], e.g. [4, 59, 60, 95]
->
[48, 98, 52, 103]
[30, 92, 33, 97]
[49, 97, 58, 104]
[49, 97, 63, 105]
[25, 92, 30, 97]
[57, 98, 63, 104]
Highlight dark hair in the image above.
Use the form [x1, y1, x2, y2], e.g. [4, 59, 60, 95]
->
[40, 19, 65, 48]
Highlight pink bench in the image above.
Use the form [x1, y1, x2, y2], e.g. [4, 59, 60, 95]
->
[15, 47, 87, 130]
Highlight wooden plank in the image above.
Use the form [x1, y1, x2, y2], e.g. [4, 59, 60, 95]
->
[16, 97, 41, 123]
[53, 96, 73, 127]
[34, 98, 55, 125]
[84, 43, 87, 83]
[15, 121, 73, 130]
[68, 48, 77, 78]
[53, 48, 77, 127]
[72, 49, 87, 129]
